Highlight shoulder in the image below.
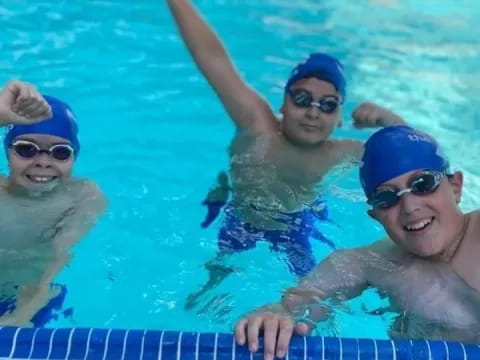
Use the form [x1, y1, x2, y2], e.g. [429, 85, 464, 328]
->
[360, 237, 412, 266]
[67, 178, 102, 195]
[465, 210, 480, 236]
[327, 139, 363, 164]
[466, 210, 480, 223]
[66, 178, 107, 210]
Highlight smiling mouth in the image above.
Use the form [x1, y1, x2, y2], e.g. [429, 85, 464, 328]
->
[300, 124, 321, 131]
[404, 217, 434, 232]
[26, 175, 59, 184]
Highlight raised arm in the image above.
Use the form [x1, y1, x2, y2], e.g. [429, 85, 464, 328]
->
[352, 101, 407, 129]
[338, 102, 408, 160]
[0, 80, 51, 127]
[166, 0, 276, 132]
[234, 249, 369, 360]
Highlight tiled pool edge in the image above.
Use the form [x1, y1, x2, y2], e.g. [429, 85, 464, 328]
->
[0, 327, 479, 359]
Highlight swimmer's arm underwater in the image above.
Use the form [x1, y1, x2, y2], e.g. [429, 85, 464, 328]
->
[201, 171, 231, 228]
[235, 249, 370, 360]
[1, 182, 107, 326]
[166, 0, 276, 133]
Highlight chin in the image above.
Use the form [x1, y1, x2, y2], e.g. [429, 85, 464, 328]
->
[411, 242, 444, 258]
[19, 179, 60, 194]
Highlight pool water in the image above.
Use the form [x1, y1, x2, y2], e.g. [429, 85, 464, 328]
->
[0, 0, 479, 339]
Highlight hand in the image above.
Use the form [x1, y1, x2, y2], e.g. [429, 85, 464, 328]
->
[234, 304, 313, 360]
[0, 80, 52, 126]
[352, 102, 405, 128]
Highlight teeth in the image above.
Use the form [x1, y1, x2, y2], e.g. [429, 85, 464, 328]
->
[405, 217, 433, 231]
[29, 176, 54, 183]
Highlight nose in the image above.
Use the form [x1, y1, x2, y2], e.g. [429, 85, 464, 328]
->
[33, 152, 53, 168]
[306, 104, 321, 119]
[398, 191, 421, 215]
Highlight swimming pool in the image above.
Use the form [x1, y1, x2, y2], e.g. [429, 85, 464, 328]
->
[1, 0, 479, 344]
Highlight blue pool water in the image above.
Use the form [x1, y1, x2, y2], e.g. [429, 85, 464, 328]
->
[0, 0, 479, 340]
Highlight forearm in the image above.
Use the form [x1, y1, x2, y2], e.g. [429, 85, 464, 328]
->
[167, 0, 229, 68]
[378, 111, 407, 127]
[281, 250, 369, 322]
[1, 281, 56, 326]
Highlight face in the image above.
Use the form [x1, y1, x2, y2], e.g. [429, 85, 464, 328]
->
[7, 134, 74, 195]
[280, 77, 342, 147]
[368, 169, 464, 258]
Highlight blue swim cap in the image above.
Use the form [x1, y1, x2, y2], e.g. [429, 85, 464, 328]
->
[285, 53, 346, 100]
[3, 95, 80, 157]
[359, 126, 449, 199]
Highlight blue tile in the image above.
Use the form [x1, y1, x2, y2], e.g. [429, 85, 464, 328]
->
[358, 338, 376, 360]
[160, 330, 182, 360]
[325, 336, 343, 360]
[216, 333, 235, 360]
[444, 340, 468, 360]
[375, 338, 395, 359]
[463, 344, 480, 359]
[0, 326, 18, 357]
[48, 328, 73, 359]
[86, 328, 109, 360]
[30, 328, 55, 359]
[426, 339, 448, 359]
[393, 339, 414, 360]
[11, 327, 37, 359]
[340, 337, 361, 359]
[411, 339, 431, 360]
[178, 332, 198, 360]
[104, 329, 127, 360]
[288, 335, 307, 359]
[124, 329, 145, 360]
[232, 334, 251, 360]
[142, 330, 162, 360]
[68, 328, 91, 359]
[197, 333, 216, 360]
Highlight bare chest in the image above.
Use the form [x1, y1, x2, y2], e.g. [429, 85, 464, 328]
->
[371, 261, 480, 328]
[0, 193, 75, 249]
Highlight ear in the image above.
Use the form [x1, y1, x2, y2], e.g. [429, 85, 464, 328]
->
[448, 171, 463, 204]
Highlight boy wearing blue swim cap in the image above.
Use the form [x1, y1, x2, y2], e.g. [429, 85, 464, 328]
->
[0, 80, 106, 327]
[167, 1, 406, 308]
[235, 126, 480, 359]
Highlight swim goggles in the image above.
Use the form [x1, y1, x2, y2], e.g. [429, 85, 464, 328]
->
[368, 170, 446, 209]
[10, 139, 74, 161]
[288, 88, 340, 114]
